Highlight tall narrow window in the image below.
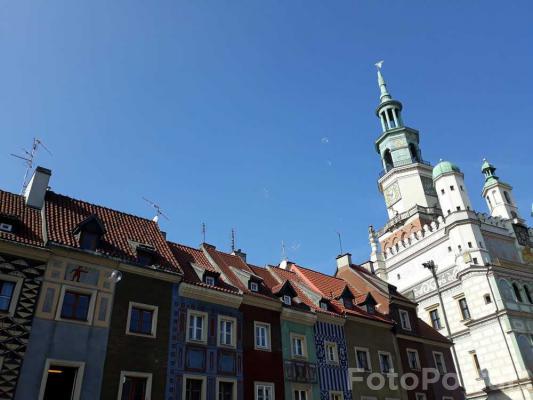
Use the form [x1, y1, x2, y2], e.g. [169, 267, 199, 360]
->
[120, 375, 148, 400]
[513, 283, 523, 302]
[429, 309, 442, 330]
[378, 352, 393, 373]
[471, 352, 482, 378]
[0, 280, 16, 312]
[524, 285, 533, 304]
[399, 309, 412, 331]
[355, 348, 371, 371]
[255, 383, 274, 400]
[218, 381, 234, 400]
[407, 349, 420, 370]
[187, 311, 206, 343]
[504, 191, 511, 203]
[218, 317, 235, 347]
[291, 335, 305, 358]
[185, 378, 203, 400]
[383, 149, 393, 171]
[409, 143, 419, 162]
[458, 298, 471, 320]
[433, 352, 446, 374]
[255, 322, 271, 350]
[294, 389, 308, 400]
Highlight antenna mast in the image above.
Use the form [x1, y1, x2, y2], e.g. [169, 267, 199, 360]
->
[336, 231, 343, 255]
[142, 197, 169, 223]
[202, 223, 206, 243]
[231, 228, 235, 252]
[281, 240, 287, 261]
[11, 138, 52, 194]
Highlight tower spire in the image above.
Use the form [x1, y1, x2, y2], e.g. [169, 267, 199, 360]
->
[375, 61, 392, 103]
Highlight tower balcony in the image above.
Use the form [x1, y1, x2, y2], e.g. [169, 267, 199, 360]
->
[378, 158, 432, 179]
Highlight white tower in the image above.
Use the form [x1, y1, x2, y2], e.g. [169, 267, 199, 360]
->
[481, 159, 522, 221]
[433, 160, 473, 216]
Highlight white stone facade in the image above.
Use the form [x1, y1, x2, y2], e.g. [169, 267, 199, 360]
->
[367, 67, 533, 400]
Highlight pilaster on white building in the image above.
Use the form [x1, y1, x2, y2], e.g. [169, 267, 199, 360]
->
[364, 64, 533, 400]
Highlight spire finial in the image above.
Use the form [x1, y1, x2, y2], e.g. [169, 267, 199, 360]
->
[375, 60, 391, 103]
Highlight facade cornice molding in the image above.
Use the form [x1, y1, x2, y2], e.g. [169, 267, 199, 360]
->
[395, 333, 451, 348]
[0, 239, 50, 261]
[179, 282, 242, 308]
[280, 307, 316, 326]
[345, 314, 392, 329]
[317, 312, 345, 326]
[242, 293, 282, 311]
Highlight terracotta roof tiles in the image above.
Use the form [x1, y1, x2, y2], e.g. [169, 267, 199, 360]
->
[0, 190, 44, 247]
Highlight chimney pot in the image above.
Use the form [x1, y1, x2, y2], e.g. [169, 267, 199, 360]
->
[24, 166, 51, 209]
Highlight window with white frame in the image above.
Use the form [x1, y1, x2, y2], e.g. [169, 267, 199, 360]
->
[39, 359, 85, 400]
[291, 333, 306, 358]
[255, 382, 274, 400]
[250, 281, 259, 292]
[217, 378, 236, 400]
[293, 389, 308, 400]
[187, 310, 207, 343]
[406, 349, 420, 370]
[205, 275, 215, 286]
[415, 394, 427, 400]
[118, 371, 152, 400]
[399, 309, 411, 331]
[458, 297, 471, 320]
[254, 322, 271, 351]
[183, 375, 205, 400]
[283, 295, 292, 306]
[324, 341, 338, 364]
[329, 392, 343, 400]
[0, 275, 22, 316]
[429, 308, 442, 330]
[126, 302, 158, 338]
[355, 347, 371, 372]
[378, 351, 393, 374]
[218, 316, 236, 347]
[433, 352, 446, 374]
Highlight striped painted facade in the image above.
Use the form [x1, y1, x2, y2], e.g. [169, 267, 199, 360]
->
[314, 321, 352, 400]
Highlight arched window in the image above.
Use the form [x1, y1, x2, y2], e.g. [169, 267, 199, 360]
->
[512, 283, 523, 302]
[504, 191, 511, 204]
[408, 143, 419, 162]
[383, 149, 393, 171]
[486, 196, 492, 209]
[524, 285, 533, 304]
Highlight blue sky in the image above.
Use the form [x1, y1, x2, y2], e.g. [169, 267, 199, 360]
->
[0, 1, 531, 273]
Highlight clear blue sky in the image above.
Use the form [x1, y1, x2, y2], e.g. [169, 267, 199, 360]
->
[1, 1, 531, 273]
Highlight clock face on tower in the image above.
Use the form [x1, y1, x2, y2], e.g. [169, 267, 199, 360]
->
[384, 182, 401, 207]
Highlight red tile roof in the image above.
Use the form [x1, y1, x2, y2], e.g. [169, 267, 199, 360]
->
[202, 245, 254, 292]
[167, 241, 239, 293]
[44, 191, 181, 273]
[0, 190, 44, 247]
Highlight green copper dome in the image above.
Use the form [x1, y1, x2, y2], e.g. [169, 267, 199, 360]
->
[432, 160, 461, 180]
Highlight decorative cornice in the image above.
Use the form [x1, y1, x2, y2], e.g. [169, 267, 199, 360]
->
[242, 293, 282, 311]
[0, 240, 50, 261]
[281, 307, 316, 326]
[179, 282, 242, 309]
[317, 312, 345, 326]
[395, 333, 451, 348]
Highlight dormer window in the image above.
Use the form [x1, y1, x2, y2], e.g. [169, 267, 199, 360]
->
[250, 281, 259, 292]
[73, 215, 106, 252]
[319, 301, 329, 311]
[136, 245, 158, 267]
[366, 304, 376, 314]
[0, 222, 13, 233]
[343, 298, 353, 309]
[202, 271, 219, 286]
[205, 275, 215, 286]
[283, 295, 292, 306]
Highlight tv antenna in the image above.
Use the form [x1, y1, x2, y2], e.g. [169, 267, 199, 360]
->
[142, 197, 169, 223]
[336, 231, 343, 255]
[231, 228, 235, 252]
[202, 222, 206, 243]
[281, 240, 287, 261]
[11, 138, 52, 194]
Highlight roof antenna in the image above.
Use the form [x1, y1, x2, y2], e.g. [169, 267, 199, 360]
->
[231, 228, 235, 252]
[281, 240, 287, 261]
[202, 222, 206, 243]
[142, 197, 169, 223]
[336, 231, 344, 254]
[11, 137, 52, 194]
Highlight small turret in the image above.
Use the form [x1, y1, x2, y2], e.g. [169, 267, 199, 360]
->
[481, 159, 521, 221]
[433, 160, 472, 216]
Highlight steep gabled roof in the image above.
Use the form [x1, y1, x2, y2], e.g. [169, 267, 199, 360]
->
[167, 241, 239, 294]
[0, 190, 44, 247]
[44, 191, 181, 274]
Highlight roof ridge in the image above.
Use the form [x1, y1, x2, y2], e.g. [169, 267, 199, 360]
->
[0, 189, 24, 199]
[168, 241, 202, 252]
[294, 263, 346, 282]
[47, 191, 157, 224]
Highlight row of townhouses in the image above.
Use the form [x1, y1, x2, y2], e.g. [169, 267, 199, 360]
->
[0, 165, 462, 400]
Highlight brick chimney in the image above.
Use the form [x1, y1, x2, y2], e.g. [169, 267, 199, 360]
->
[24, 166, 51, 209]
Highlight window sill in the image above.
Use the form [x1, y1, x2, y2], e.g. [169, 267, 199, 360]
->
[126, 331, 156, 339]
[218, 343, 236, 349]
[254, 346, 272, 352]
[56, 316, 92, 326]
[291, 355, 308, 361]
[187, 338, 207, 345]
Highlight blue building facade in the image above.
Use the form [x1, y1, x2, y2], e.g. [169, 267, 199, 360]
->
[166, 283, 243, 400]
[314, 319, 352, 400]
